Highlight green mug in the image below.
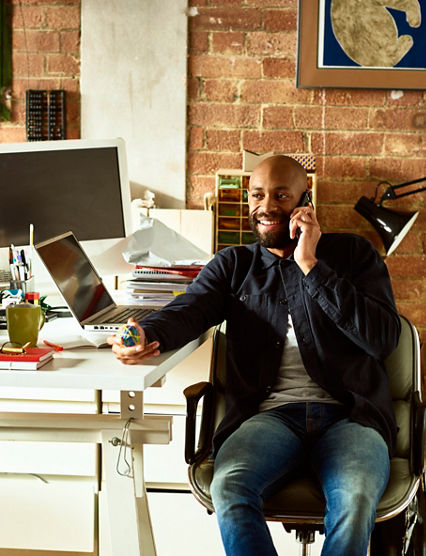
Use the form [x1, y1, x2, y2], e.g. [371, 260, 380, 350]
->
[6, 303, 45, 348]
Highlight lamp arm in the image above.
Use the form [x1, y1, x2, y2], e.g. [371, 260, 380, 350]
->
[387, 186, 426, 201]
[379, 177, 426, 203]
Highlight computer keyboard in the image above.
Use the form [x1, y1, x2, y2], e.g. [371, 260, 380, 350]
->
[111, 307, 155, 323]
[0, 269, 12, 283]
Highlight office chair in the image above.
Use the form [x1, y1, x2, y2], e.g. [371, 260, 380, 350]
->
[184, 315, 425, 555]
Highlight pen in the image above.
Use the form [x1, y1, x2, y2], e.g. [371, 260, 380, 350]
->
[43, 340, 64, 351]
[29, 224, 34, 276]
[9, 247, 17, 280]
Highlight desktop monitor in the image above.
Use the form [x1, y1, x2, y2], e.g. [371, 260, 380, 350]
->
[0, 137, 133, 276]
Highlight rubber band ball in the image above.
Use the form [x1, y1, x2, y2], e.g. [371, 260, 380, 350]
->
[119, 324, 140, 347]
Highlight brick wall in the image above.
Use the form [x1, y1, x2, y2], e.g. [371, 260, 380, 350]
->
[0, 0, 80, 142]
[187, 1, 426, 349]
[0, 1, 424, 351]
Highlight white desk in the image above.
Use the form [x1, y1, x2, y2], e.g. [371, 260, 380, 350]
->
[0, 318, 207, 555]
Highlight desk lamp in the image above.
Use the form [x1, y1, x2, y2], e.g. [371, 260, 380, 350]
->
[354, 177, 425, 256]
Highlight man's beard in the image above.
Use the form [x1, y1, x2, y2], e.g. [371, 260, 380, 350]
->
[248, 212, 293, 249]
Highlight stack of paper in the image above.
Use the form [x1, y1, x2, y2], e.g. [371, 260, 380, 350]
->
[125, 265, 202, 307]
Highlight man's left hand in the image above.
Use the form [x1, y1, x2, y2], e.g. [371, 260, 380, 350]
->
[289, 204, 321, 275]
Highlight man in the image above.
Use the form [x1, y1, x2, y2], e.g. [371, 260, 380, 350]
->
[109, 155, 400, 556]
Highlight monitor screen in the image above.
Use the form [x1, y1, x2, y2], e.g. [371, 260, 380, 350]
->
[0, 138, 132, 248]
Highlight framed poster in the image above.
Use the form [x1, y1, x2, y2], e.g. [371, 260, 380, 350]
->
[297, 0, 426, 89]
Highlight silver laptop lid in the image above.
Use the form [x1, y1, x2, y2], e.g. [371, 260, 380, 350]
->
[35, 231, 116, 326]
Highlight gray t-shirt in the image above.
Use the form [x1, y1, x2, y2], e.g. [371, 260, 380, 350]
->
[259, 315, 339, 411]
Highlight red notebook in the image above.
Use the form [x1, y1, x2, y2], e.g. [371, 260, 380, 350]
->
[0, 347, 54, 370]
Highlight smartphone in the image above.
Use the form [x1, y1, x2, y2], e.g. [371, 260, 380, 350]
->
[298, 191, 313, 208]
[294, 191, 313, 239]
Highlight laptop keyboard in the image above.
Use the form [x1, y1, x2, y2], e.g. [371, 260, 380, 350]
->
[110, 307, 154, 323]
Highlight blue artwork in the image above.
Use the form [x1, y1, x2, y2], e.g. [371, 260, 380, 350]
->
[320, 0, 425, 69]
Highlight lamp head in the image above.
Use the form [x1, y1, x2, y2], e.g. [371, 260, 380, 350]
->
[354, 196, 418, 256]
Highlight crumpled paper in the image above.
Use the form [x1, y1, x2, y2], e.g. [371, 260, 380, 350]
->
[122, 216, 210, 267]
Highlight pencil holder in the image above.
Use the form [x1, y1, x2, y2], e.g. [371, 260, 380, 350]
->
[9, 277, 35, 296]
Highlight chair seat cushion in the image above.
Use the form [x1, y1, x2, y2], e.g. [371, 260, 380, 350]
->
[189, 457, 419, 522]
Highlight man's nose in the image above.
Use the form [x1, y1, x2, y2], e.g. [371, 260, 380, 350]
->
[261, 194, 278, 212]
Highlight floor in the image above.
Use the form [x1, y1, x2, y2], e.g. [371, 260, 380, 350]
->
[148, 491, 325, 556]
[0, 491, 325, 556]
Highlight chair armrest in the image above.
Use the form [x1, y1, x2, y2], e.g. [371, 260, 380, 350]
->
[183, 381, 214, 465]
[413, 391, 426, 476]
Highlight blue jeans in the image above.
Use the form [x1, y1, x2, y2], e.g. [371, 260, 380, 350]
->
[210, 403, 390, 556]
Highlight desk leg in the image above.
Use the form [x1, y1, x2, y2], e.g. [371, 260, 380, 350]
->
[101, 431, 156, 556]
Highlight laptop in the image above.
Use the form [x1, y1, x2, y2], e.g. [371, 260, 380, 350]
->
[35, 231, 158, 333]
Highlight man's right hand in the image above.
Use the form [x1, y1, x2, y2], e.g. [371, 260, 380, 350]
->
[107, 318, 160, 365]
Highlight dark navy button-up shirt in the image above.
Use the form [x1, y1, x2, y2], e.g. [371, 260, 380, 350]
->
[141, 233, 401, 455]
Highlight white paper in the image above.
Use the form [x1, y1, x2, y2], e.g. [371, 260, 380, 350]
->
[122, 216, 210, 267]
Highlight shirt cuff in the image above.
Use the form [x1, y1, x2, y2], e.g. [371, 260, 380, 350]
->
[302, 259, 335, 298]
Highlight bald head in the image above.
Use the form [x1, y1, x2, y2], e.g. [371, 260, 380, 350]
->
[249, 155, 307, 196]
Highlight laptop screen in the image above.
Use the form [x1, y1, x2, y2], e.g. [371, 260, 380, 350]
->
[36, 232, 114, 323]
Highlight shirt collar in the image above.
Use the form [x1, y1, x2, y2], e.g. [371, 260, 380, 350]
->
[258, 244, 296, 269]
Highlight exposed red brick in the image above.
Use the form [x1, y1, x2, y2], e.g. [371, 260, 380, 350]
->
[371, 108, 423, 131]
[12, 77, 61, 97]
[385, 256, 426, 279]
[189, 0, 208, 7]
[47, 53, 79, 75]
[189, 31, 209, 53]
[311, 132, 383, 155]
[294, 106, 323, 129]
[189, 103, 260, 128]
[203, 79, 239, 102]
[206, 129, 240, 151]
[395, 303, 426, 326]
[321, 157, 368, 180]
[314, 89, 386, 107]
[390, 232, 422, 255]
[12, 52, 45, 76]
[319, 180, 368, 203]
[392, 278, 426, 302]
[316, 205, 362, 230]
[263, 9, 297, 32]
[263, 106, 292, 129]
[191, 7, 262, 31]
[188, 77, 201, 101]
[325, 107, 369, 130]
[242, 129, 304, 153]
[263, 57, 295, 79]
[190, 55, 261, 79]
[384, 133, 422, 156]
[246, 31, 296, 56]
[246, 0, 297, 5]
[45, 6, 80, 29]
[186, 176, 215, 203]
[212, 32, 244, 54]
[12, 6, 44, 28]
[59, 76, 79, 93]
[188, 151, 242, 174]
[386, 90, 424, 106]
[189, 127, 204, 150]
[13, 29, 60, 52]
[369, 158, 426, 183]
[11, 101, 25, 124]
[60, 30, 80, 53]
[241, 79, 310, 104]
